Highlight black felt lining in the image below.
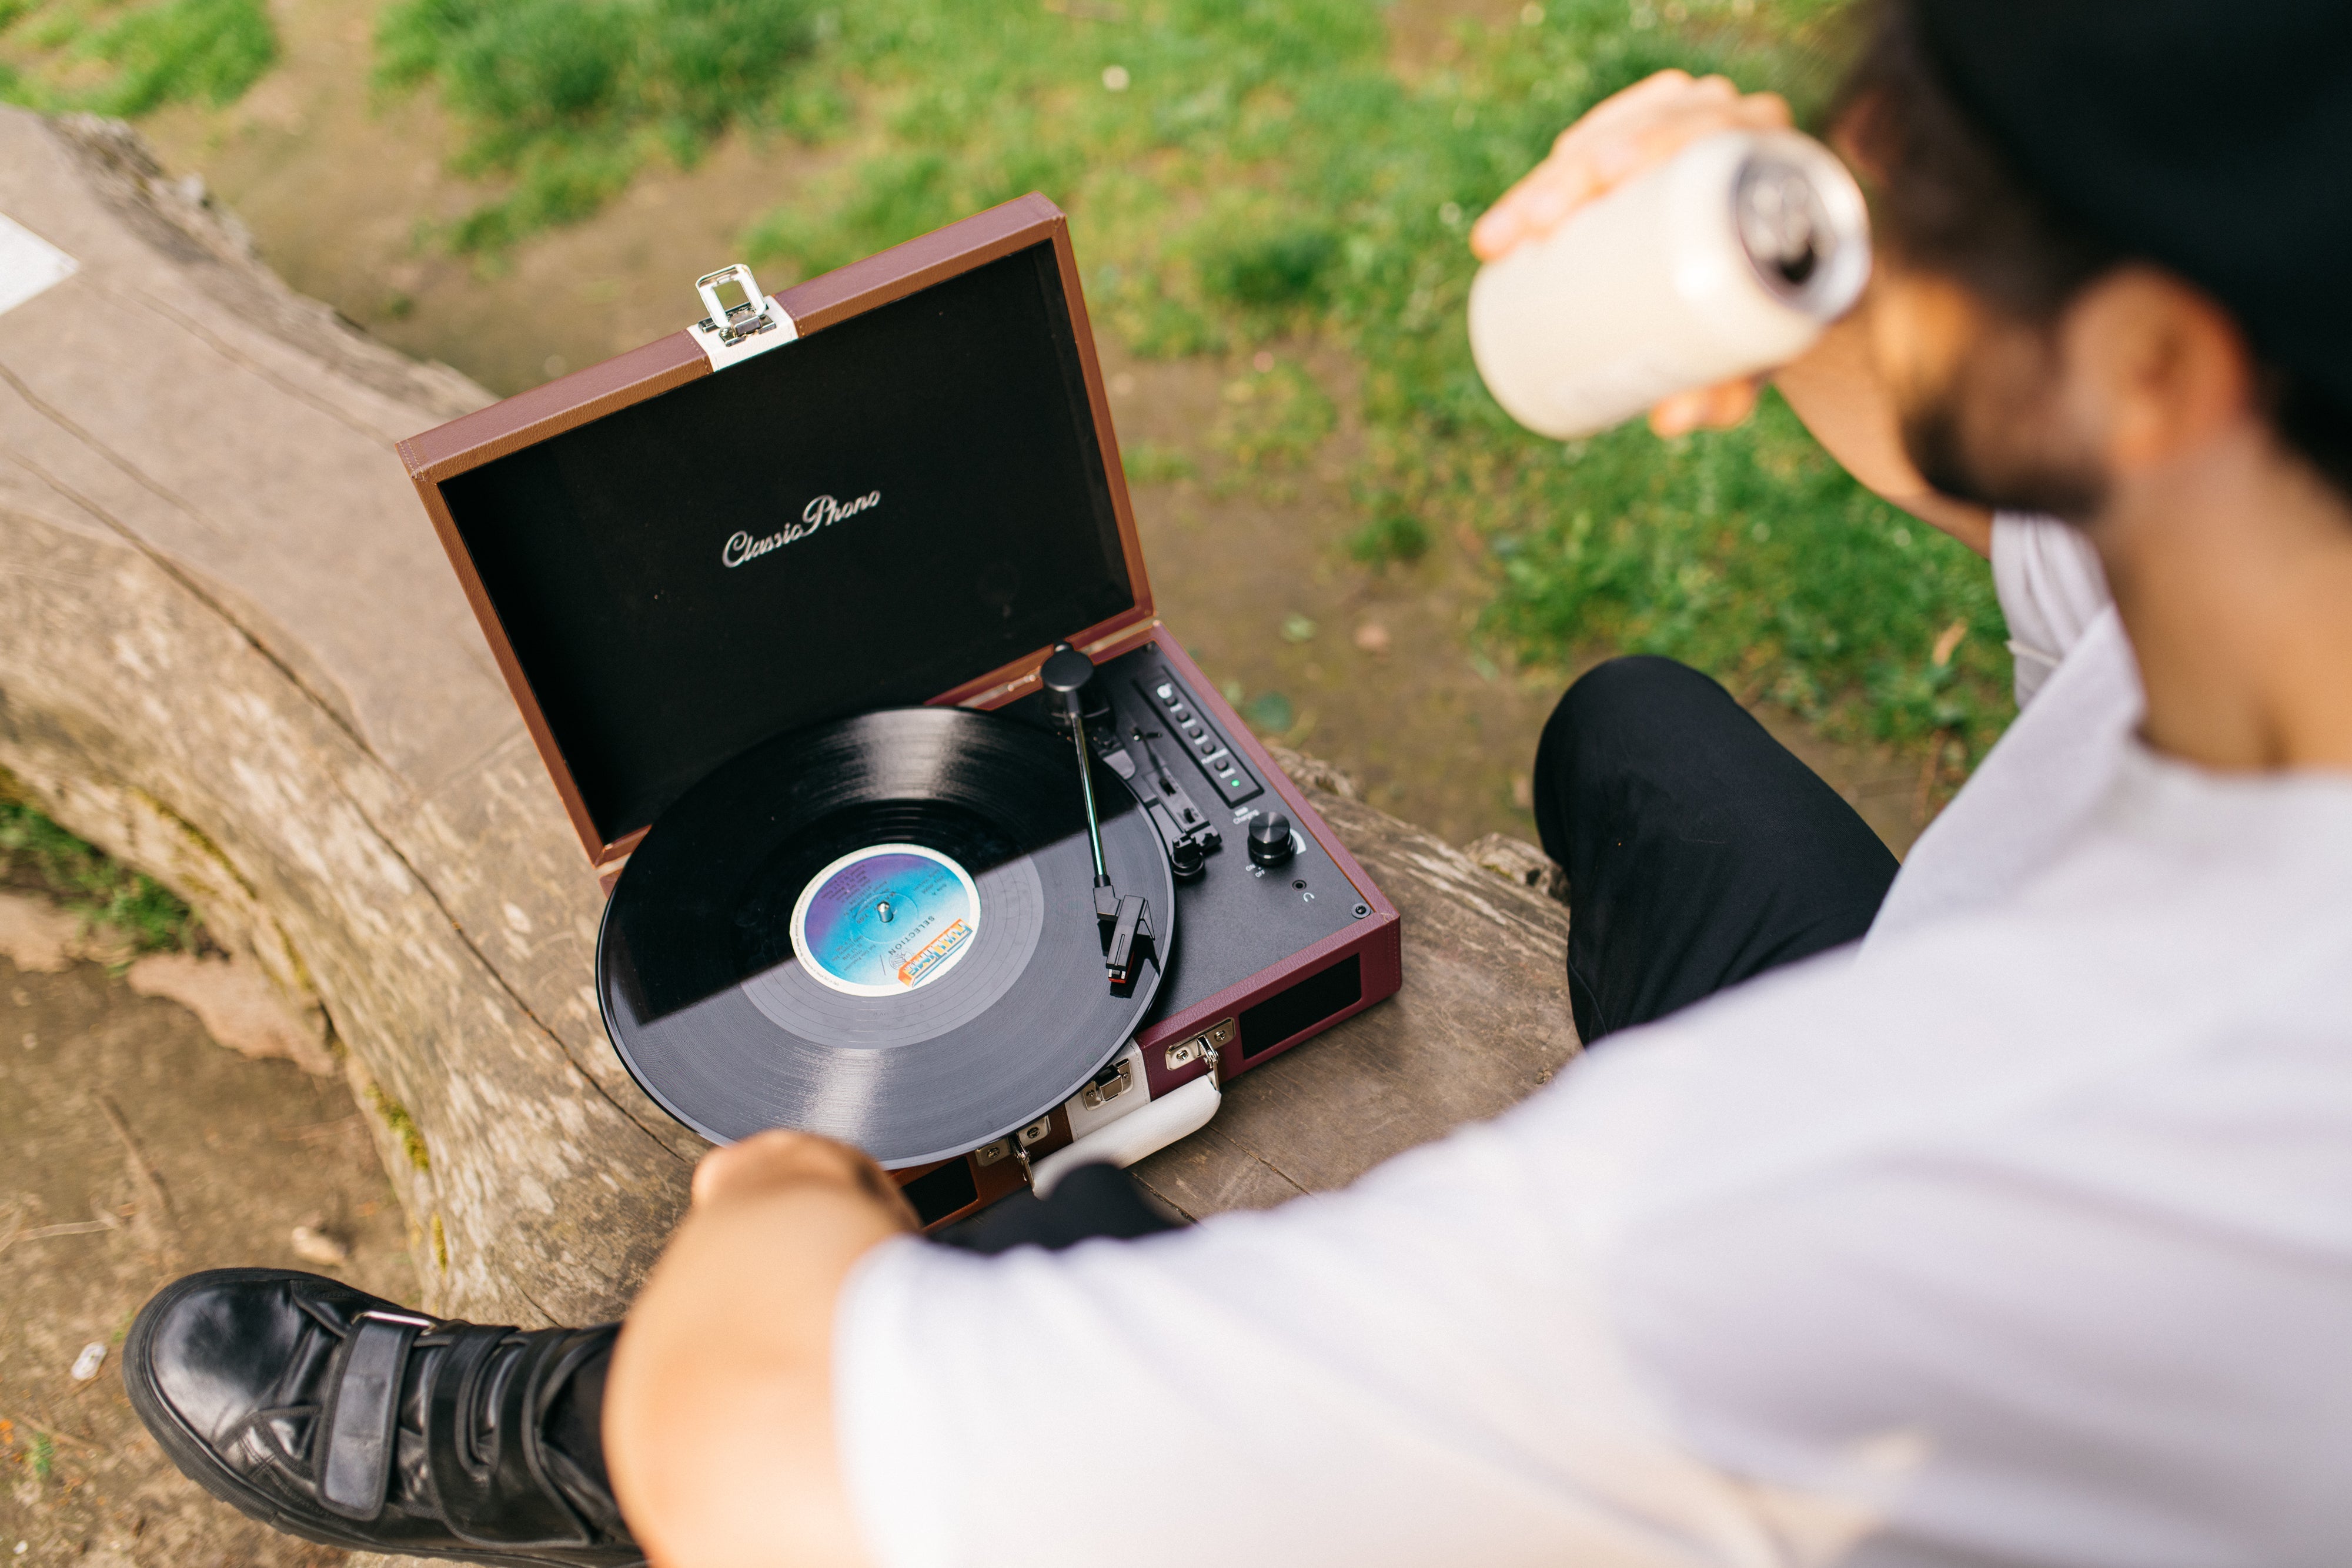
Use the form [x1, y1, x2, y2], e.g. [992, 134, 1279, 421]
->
[440, 242, 1134, 844]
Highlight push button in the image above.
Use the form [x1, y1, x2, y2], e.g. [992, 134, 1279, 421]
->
[1132, 670, 1264, 807]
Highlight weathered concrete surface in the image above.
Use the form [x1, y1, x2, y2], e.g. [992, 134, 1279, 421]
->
[0, 109, 1579, 1336]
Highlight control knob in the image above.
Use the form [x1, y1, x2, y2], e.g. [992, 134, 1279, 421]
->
[1247, 811, 1295, 868]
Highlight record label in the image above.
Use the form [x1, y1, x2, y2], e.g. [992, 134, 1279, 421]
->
[789, 843, 980, 997]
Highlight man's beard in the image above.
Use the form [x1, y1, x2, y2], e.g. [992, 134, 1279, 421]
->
[1896, 327, 2112, 523]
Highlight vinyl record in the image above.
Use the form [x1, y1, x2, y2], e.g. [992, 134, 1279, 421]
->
[596, 705, 1173, 1166]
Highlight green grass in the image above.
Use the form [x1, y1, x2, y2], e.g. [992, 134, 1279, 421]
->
[1478, 392, 2007, 754]
[1121, 440, 1197, 486]
[373, 0, 833, 251]
[373, 0, 2009, 775]
[1350, 509, 1433, 569]
[1201, 225, 1339, 312]
[1212, 357, 1335, 474]
[0, 795, 201, 954]
[0, 0, 275, 116]
[727, 0, 2010, 770]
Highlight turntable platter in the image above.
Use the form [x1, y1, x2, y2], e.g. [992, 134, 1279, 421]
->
[596, 706, 1174, 1166]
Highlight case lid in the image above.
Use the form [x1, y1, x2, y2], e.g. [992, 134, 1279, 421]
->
[400, 196, 1156, 867]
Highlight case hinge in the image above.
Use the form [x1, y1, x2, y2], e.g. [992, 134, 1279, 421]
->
[689, 263, 797, 371]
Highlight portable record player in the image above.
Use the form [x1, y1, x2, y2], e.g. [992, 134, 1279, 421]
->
[397, 194, 1401, 1230]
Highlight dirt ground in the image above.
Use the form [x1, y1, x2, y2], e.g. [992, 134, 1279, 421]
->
[1, 949, 411, 1567]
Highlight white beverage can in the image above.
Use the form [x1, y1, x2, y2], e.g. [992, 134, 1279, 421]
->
[1468, 129, 1871, 440]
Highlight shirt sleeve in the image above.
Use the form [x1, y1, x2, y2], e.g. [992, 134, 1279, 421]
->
[1989, 512, 2111, 706]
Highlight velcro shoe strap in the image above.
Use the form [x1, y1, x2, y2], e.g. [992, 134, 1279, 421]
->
[317, 1314, 420, 1520]
[427, 1325, 589, 1547]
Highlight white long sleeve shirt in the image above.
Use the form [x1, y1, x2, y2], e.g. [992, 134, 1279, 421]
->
[833, 513, 2352, 1567]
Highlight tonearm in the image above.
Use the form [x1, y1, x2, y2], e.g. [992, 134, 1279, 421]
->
[1038, 642, 1153, 989]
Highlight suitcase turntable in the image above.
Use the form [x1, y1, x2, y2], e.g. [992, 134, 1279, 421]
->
[399, 195, 1401, 1228]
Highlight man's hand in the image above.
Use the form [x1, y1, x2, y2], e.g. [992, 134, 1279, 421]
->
[606, 1131, 917, 1568]
[691, 1127, 921, 1222]
[1472, 68, 1994, 553]
[1469, 68, 1792, 438]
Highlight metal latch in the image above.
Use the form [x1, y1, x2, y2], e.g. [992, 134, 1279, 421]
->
[1007, 1114, 1053, 1189]
[1080, 1057, 1135, 1111]
[1162, 1017, 1235, 1079]
[1164, 1037, 1212, 1072]
[689, 263, 797, 372]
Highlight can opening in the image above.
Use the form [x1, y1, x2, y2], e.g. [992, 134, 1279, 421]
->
[1736, 155, 1832, 290]
[1732, 143, 1869, 321]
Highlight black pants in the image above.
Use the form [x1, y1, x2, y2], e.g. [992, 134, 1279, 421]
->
[936, 1161, 1177, 1251]
[947, 655, 1900, 1247]
[1534, 655, 1899, 1044]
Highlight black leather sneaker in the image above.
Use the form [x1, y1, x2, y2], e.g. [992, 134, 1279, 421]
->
[125, 1268, 642, 1567]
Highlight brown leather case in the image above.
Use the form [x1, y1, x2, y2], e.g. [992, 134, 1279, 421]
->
[397, 194, 1400, 1228]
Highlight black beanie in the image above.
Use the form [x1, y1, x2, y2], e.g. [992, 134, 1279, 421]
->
[1915, 0, 2352, 412]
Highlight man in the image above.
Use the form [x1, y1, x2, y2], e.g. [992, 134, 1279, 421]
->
[123, 1, 2352, 1563]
